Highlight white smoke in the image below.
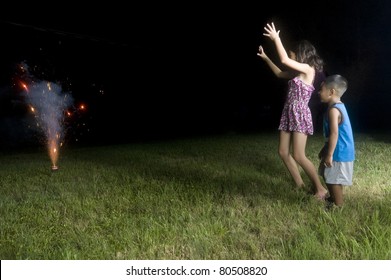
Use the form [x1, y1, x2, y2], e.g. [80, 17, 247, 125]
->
[20, 62, 74, 167]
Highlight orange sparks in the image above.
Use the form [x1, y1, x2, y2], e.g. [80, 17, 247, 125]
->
[48, 139, 59, 167]
[21, 82, 29, 92]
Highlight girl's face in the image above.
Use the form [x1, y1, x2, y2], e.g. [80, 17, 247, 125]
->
[289, 50, 296, 60]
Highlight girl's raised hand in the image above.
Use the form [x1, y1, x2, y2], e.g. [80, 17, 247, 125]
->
[263, 22, 280, 41]
[257, 45, 267, 59]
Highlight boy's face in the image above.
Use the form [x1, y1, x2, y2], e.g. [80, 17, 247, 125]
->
[318, 83, 332, 103]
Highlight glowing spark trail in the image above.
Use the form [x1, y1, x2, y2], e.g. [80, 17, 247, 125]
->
[22, 81, 73, 170]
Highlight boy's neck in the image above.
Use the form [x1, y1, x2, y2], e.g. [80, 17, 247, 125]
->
[328, 97, 341, 106]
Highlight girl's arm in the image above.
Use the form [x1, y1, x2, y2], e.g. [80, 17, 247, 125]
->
[263, 22, 313, 76]
[257, 45, 294, 79]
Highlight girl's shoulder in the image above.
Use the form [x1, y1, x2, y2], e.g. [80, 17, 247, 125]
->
[291, 76, 315, 89]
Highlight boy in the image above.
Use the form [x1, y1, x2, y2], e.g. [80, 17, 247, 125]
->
[318, 74, 355, 208]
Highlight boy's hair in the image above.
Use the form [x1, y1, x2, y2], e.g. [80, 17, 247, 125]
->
[324, 74, 348, 97]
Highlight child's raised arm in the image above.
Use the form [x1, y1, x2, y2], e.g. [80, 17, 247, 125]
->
[257, 45, 293, 79]
[263, 22, 313, 76]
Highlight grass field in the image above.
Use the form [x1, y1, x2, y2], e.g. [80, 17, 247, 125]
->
[1, 132, 390, 259]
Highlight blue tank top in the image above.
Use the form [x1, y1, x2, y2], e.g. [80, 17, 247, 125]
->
[323, 103, 355, 162]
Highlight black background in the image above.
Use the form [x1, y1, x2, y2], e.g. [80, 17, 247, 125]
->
[1, 1, 390, 148]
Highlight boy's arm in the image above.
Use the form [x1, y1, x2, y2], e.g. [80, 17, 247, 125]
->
[318, 144, 327, 160]
[324, 108, 340, 167]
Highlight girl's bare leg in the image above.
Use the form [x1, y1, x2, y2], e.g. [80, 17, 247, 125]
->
[291, 132, 328, 198]
[278, 131, 304, 187]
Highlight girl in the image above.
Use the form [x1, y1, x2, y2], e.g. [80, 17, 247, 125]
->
[257, 22, 328, 199]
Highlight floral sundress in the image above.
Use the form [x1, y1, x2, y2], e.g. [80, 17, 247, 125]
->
[278, 77, 314, 135]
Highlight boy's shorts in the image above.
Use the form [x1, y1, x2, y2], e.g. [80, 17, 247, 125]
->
[318, 161, 354, 186]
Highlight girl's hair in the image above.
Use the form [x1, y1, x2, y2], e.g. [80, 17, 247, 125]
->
[292, 40, 324, 71]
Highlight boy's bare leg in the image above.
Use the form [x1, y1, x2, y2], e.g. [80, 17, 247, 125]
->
[328, 184, 343, 206]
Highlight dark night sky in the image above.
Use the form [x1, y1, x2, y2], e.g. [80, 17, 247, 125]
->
[1, 1, 390, 148]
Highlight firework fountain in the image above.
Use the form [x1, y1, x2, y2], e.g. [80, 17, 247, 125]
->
[20, 64, 74, 171]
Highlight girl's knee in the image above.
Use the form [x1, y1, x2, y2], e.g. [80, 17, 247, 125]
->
[278, 149, 289, 160]
[292, 152, 306, 164]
